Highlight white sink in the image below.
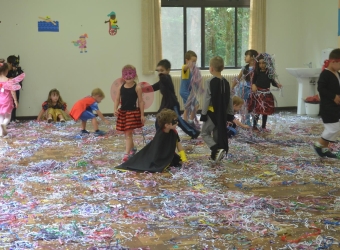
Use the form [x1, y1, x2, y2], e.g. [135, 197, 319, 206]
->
[286, 68, 321, 78]
[286, 68, 321, 115]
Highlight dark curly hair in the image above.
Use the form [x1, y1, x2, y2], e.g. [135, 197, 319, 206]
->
[156, 108, 177, 128]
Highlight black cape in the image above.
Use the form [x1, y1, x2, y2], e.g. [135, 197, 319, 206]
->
[115, 129, 181, 173]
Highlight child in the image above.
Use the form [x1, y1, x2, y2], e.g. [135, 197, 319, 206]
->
[114, 65, 145, 162]
[0, 61, 25, 136]
[200, 56, 232, 162]
[115, 108, 187, 172]
[232, 49, 258, 126]
[231, 96, 251, 129]
[146, 59, 200, 139]
[6, 55, 24, 123]
[37, 88, 70, 122]
[105, 11, 119, 29]
[313, 48, 340, 158]
[249, 53, 282, 132]
[69, 88, 109, 135]
[180, 50, 200, 123]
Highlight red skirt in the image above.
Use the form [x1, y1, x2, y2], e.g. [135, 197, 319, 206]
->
[116, 108, 143, 131]
[248, 88, 275, 115]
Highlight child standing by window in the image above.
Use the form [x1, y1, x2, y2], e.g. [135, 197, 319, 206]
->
[200, 56, 232, 162]
[114, 65, 145, 162]
[69, 88, 109, 135]
[313, 49, 340, 159]
[115, 109, 187, 172]
[147, 59, 200, 139]
[37, 89, 70, 122]
[0, 61, 25, 136]
[249, 53, 282, 132]
[180, 50, 200, 123]
[232, 49, 258, 126]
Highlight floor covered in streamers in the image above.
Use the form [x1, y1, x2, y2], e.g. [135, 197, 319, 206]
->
[1, 113, 340, 250]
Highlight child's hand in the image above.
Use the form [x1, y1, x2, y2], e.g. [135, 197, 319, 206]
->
[277, 83, 282, 88]
[114, 110, 119, 117]
[251, 84, 257, 92]
[104, 119, 110, 125]
[334, 95, 340, 105]
[243, 125, 251, 129]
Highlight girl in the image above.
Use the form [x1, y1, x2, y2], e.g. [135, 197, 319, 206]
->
[248, 53, 282, 132]
[232, 49, 258, 126]
[0, 61, 25, 136]
[37, 89, 70, 122]
[114, 65, 145, 162]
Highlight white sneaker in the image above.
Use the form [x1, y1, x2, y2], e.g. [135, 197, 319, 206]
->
[215, 149, 225, 162]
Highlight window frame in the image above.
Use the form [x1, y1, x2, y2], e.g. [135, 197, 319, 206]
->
[161, 0, 250, 69]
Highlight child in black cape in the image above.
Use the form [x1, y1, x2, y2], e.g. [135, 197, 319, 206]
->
[115, 109, 187, 173]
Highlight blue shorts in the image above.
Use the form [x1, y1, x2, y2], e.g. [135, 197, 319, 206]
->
[80, 111, 96, 121]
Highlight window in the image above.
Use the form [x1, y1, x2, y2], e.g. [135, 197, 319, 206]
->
[161, 0, 250, 69]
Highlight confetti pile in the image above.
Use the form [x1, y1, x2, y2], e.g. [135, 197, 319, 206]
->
[1, 113, 340, 250]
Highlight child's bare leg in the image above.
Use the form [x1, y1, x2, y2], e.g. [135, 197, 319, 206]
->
[190, 105, 199, 121]
[91, 118, 99, 131]
[318, 138, 330, 148]
[124, 130, 133, 154]
[81, 120, 87, 130]
[183, 109, 188, 122]
[57, 114, 65, 122]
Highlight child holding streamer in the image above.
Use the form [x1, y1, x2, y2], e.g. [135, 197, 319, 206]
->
[232, 49, 258, 126]
[0, 61, 25, 136]
[114, 65, 145, 162]
[248, 53, 282, 132]
[37, 88, 70, 122]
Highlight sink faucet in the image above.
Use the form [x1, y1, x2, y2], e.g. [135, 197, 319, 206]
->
[304, 62, 313, 68]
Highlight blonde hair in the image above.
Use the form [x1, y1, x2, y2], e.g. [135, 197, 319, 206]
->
[185, 50, 197, 60]
[210, 56, 224, 72]
[233, 96, 244, 106]
[156, 109, 177, 128]
[91, 88, 105, 98]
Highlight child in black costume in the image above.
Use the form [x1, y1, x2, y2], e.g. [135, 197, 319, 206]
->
[313, 48, 340, 159]
[144, 59, 200, 139]
[116, 108, 187, 172]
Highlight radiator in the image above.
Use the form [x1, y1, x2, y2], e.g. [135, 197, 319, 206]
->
[170, 73, 238, 110]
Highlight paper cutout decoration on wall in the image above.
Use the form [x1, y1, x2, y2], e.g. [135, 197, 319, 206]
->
[38, 16, 59, 32]
[111, 79, 154, 110]
[72, 34, 88, 53]
[105, 11, 119, 36]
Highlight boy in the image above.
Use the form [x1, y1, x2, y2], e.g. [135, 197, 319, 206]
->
[200, 56, 233, 162]
[69, 88, 109, 135]
[145, 59, 200, 139]
[313, 48, 340, 158]
[116, 108, 187, 173]
[6, 55, 24, 122]
[180, 50, 199, 123]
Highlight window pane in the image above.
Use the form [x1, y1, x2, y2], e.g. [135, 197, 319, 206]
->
[205, 8, 235, 67]
[237, 8, 250, 67]
[161, 7, 184, 70]
[186, 8, 201, 67]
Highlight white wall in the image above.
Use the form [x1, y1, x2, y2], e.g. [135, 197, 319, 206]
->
[0, 0, 338, 117]
[0, 0, 159, 117]
[266, 0, 338, 106]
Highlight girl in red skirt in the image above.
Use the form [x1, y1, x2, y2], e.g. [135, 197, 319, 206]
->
[114, 65, 145, 162]
[248, 53, 282, 132]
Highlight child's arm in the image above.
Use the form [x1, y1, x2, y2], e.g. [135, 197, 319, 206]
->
[231, 70, 243, 89]
[177, 142, 188, 162]
[272, 79, 282, 88]
[64, 108, 70, 115]
[114, 85, 122, 116]
[96, 110, 110, 125]
[136, 85, 145, 124]
[11, 91, 18, 108]
[233, 118, 250, 129]
[37, 109, 45, 121]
